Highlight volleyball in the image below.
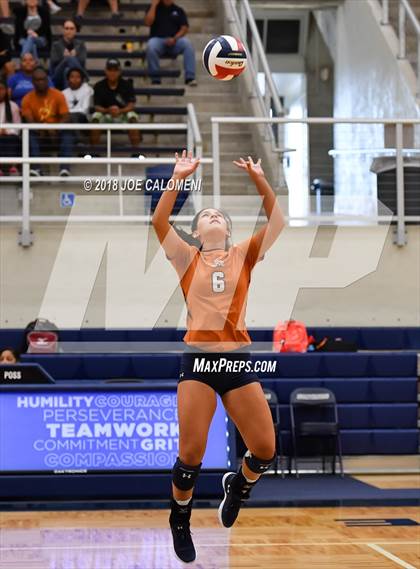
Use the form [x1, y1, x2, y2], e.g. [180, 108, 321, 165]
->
[202, 35, 247, 80]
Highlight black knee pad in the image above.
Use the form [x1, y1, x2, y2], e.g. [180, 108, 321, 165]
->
[172, 457, 202, 491]
[244, 450, 276, 474]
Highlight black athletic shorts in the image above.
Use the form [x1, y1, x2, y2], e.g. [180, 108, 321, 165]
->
[179, 345, 260, 397]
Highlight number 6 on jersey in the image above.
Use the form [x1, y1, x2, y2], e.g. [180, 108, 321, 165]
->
[212, 271, 225, 293]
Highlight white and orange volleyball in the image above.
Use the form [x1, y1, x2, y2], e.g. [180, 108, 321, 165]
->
[202, 35, 247, 80]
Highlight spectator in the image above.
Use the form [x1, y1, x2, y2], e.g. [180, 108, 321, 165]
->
[91, 58, 140, 148]
[8, 53, 53, 107]
[50, 19, 87, 89]
[0, 347, 19, 363]
[0, 3, 14, 34]
[14, 0, 52, 59]
[21, 66, 73, 176]
[62, 67, 93, 123]
[0, 28, 14, 78]
[145, 0, 196, 86]
[74, 0, 121, 26]
[0, 79, 21, 176]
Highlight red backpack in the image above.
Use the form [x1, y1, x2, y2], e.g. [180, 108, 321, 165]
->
[273, 320, 314, 353]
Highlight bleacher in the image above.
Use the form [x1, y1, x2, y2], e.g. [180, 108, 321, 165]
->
[2, 326, 419, 457]
[5, 1, 192, 158]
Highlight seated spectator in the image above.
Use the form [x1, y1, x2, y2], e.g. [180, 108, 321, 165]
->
[14, 0, 52, 59]
[91, 58, 140, 148]
[0, 3, 14, 35]
[50, 19, 88, 90]
[0, 347, 19, 364]
[74, 0, 121, 26]
[0, 79, 21, 176]
[145, 0, 196, 86]
[21, 66, 73, 176]
[62, 67, 93, 123]
[8, 53, 53, 107]
[0, 28, 14, 78]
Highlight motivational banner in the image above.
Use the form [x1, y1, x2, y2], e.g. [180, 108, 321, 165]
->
[0, 390, 230, 472]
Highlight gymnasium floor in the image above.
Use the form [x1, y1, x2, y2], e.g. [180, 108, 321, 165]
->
[1, 475, 418, 569]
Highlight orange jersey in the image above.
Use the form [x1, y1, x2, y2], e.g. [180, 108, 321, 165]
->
[168, 235, 264, 352]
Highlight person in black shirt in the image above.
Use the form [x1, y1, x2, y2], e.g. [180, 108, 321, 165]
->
[91, 58, 140, 148]
[145, 0, 196, 86]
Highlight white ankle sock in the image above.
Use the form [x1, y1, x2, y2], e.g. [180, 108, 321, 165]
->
[241, 467, 258, 484]
[175, 497, 192, 506]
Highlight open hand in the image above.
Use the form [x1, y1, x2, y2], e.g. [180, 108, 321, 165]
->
[173, 149, 200, 179]
[233, 156, 265, 179]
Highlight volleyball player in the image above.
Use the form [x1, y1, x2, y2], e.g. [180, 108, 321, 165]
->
[151, 150, 285, 563]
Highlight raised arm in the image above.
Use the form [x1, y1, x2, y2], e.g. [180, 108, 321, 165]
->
[234, 156, 285, 257]
[151, 150, 200, 259]
[144, 0, 160, 27]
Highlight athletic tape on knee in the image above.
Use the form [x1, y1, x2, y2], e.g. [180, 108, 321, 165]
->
[172, 457, 202, 491]
[244, 450, 276, 474]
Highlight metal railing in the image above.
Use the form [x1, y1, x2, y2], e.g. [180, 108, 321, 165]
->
[0, 104, 205, 246]
[223, 0, 284, 151]
[1, 116, 419, 248]
[381, 0, 420, 96]
[212, 116, 420, 247]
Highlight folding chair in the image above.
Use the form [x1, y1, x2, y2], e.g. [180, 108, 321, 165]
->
[290, 387, 344, 478]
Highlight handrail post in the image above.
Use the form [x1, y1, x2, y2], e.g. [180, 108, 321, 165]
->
[186, 112, 196, 214]
[239, 0, 246, 35]
[107, 127, 111, 177]
[187, 117, 193, 156]
[395, 122, 406, 246]
[398, 1, 406, 59]
[19, 127, 32, 247]
[195, 140, 203, 212]
[417, 40, 420, 96]
[381, 0, 389, 24]
[212, 120, 221, 209]
[187, 103, 203, 213]
[117, 164, 124, 217]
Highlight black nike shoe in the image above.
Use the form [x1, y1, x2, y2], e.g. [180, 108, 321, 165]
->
[169, 499, 196, 563]
[218, 471, 254, 528]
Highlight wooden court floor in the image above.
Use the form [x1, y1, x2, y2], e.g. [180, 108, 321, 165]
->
[0, 476, 419, 569]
